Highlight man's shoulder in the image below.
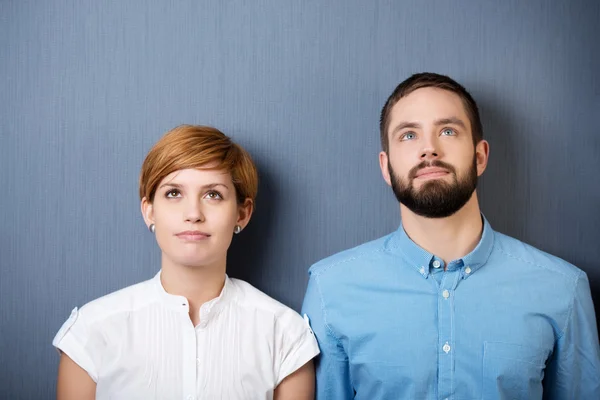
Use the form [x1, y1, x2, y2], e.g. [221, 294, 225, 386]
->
[493, 231, 583, 279]
[309, 232, 396, 278]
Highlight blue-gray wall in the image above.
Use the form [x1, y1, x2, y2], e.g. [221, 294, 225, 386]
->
[1, 0, 598, 397]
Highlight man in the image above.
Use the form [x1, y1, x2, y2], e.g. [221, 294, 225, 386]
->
[301, 73, 600, 399]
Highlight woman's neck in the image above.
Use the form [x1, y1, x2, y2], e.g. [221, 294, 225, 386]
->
[160, 255, 227, 325]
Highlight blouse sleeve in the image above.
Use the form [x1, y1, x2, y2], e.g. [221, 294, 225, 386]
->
[52, 306, 103, 382]
[275, 309, 320, 386]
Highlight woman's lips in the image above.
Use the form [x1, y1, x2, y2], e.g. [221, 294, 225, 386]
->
[175, 231, 211, 241]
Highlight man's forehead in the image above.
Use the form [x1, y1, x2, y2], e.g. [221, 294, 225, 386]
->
[389, 88, 471, 128]
[395, 87, 466, 112]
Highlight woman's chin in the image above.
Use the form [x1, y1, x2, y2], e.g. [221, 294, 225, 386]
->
[163, 254, 218, 269]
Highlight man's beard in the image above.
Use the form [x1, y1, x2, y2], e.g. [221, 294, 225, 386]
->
[389, 156, 478, 218]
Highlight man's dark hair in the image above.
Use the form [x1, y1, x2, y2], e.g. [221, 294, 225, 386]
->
[379, 72, 483, 153]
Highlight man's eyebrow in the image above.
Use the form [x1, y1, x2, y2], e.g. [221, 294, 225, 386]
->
[390, 121, 421, 137]
[434, 117, 467, 129]
[390, 117, 467, 135]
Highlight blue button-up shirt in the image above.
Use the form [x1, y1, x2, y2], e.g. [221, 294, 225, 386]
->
[301, 218, 600, 399]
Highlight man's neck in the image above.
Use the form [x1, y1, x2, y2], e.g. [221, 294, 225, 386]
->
[400, 193, 483, 265]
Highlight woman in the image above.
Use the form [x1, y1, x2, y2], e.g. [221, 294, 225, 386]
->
[53, 125, 319, 399]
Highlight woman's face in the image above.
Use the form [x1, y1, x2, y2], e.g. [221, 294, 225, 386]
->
[142, 167, 252, 270]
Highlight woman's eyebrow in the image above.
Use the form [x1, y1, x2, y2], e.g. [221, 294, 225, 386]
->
[158, 182, 230, 190]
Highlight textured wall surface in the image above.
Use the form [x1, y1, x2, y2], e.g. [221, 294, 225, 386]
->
[1, 0, 598, 397]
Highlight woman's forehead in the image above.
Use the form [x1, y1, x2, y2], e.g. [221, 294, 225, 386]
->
[160, 168, 233, 187]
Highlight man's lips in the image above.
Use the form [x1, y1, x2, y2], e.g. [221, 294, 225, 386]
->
[414, 167, 450, 179]
[175, 231, 211, 240]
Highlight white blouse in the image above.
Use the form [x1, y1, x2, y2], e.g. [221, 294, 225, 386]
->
[53, 272, 319, 400]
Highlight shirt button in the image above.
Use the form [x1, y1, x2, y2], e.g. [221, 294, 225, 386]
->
[442, 290, 450, 299]
[419, 266, 425, 274]
[196, 358, 201, 364]
[433, 260, 441, 268]
[443, 342, 451, 353]
[186, 396, 194, 400]
[465, 266, 472, 274]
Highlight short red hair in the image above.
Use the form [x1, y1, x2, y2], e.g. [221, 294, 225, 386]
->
[139, 125, 258, 204]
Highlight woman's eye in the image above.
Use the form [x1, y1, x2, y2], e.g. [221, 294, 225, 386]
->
[441, 128, 456, 136]
[205, 191, 223, 200]
[165, 189, 181, 198]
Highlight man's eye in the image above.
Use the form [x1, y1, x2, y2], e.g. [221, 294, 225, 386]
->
[401, 132, 416, 141]
[165, 189, 181, 198]
[441, 128, 456, 136]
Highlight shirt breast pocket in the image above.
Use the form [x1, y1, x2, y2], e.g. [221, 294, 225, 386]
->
[482, 341, 548, 400]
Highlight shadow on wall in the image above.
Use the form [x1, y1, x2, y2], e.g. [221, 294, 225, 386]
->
[227, 157, 277, 284]
[476, 86, 600, 333]
[476, 85, 529, 241]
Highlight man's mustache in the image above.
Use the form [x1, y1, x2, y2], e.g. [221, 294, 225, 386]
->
[409, 160, 456, 180]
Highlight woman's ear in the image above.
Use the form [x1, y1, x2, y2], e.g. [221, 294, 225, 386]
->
[236, 198, 254, 230]
[141, 197, 154, 229]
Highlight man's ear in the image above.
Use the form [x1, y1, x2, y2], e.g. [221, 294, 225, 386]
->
[141, 197, 154, 229]
[379, 151, 393, 187]
[475, 140, 490, 177]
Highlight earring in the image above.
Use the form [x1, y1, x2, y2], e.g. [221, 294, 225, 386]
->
[234, 225, 242, 234]
[149, 224, 155, 233]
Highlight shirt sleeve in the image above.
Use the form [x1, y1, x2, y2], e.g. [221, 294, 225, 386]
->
[301, 271, 353, 399]
[52, 306, 102, 382]
[543, 271, 600, 399]
[274, 307, 320, 386]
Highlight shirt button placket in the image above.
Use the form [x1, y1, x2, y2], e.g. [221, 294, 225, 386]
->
[181, 309, 197, 400]
[438, 269, 459, 400]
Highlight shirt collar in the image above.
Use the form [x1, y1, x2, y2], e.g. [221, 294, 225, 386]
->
[460, 216, 495, 277]
[151, 270, 235, 327]
[391, 215, 495, 279]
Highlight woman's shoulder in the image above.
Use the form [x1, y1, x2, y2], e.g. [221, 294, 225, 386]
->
[227, 278, 320, 383]
[228, 278, 302, 323]
[77, 275, 157, 325]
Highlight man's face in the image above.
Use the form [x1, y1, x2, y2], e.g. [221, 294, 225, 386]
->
[379, 87, 488, 218]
